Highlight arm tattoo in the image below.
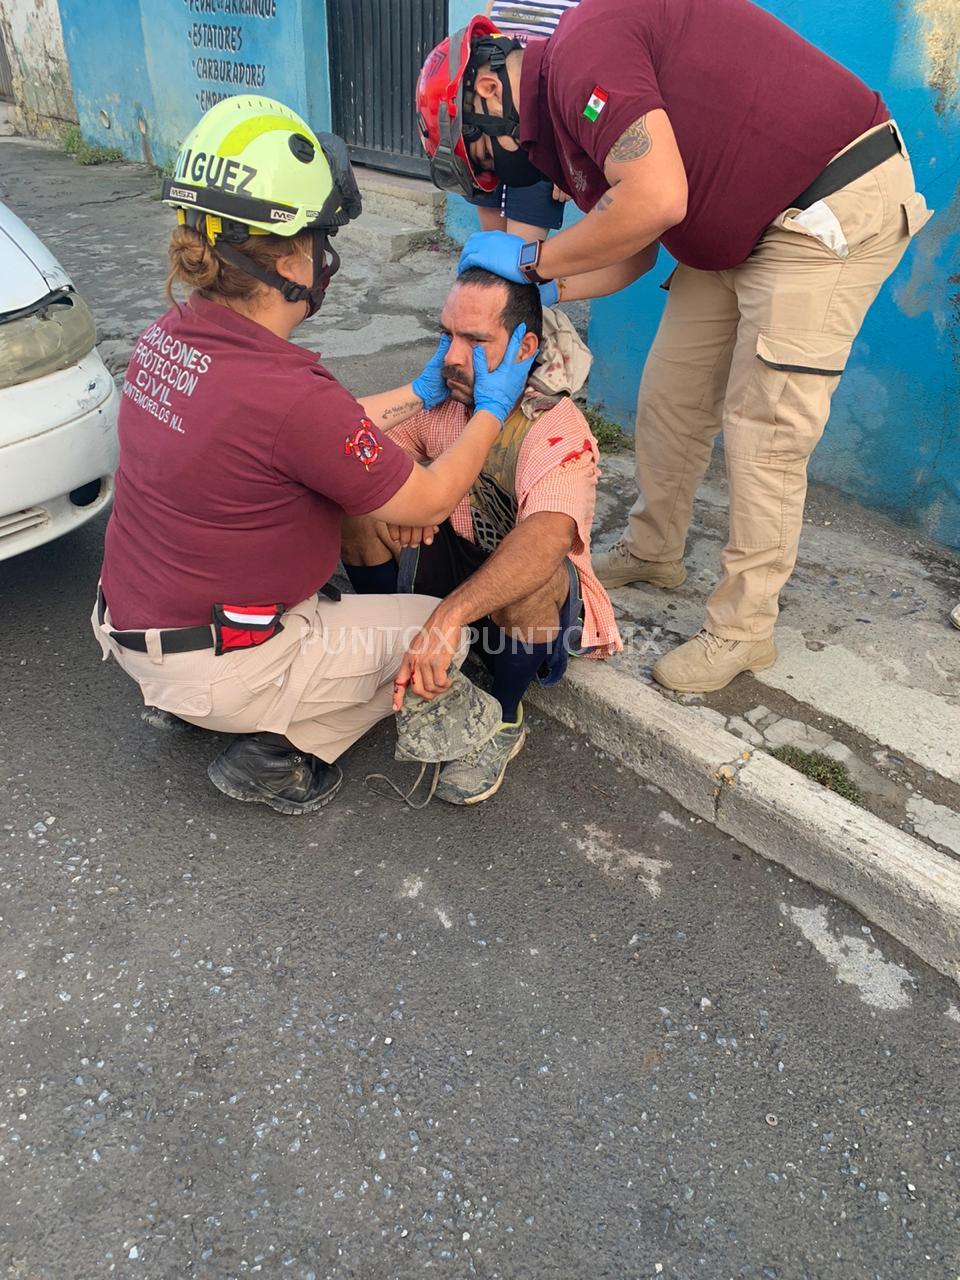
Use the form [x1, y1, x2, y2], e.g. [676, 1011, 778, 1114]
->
[608, 116, 652, 163]
[595, 191, 615, 213]
[382, 398, 421, 422]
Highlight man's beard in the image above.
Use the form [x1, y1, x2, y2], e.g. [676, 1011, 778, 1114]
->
[443, 366, 473, 407]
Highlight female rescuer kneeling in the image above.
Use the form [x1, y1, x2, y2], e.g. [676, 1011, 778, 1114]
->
[92, 95, 536, 814]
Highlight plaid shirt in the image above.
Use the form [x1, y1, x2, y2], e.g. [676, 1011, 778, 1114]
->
[389, 397, 622, 657]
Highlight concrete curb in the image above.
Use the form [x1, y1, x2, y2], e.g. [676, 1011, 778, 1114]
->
[354, 168, 445, 232]
[339, 215, 437, 263]
[528, 661, 960, 986]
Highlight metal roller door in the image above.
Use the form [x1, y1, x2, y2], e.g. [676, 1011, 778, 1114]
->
[328, 0, 448, 177]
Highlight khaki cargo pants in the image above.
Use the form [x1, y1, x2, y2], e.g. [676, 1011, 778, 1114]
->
[625, 122, 932, 640]
[93, 591, 464, 762]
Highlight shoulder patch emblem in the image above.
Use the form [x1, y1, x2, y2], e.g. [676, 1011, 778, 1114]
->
[345, 419, 382, 470]
[582, 87, 608, 123]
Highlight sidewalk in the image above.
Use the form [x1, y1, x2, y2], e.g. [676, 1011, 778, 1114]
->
[590, 452, 960, 836]
[3, 138, 959, 981]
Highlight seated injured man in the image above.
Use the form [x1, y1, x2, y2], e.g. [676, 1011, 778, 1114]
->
[341, 268, 621, 805]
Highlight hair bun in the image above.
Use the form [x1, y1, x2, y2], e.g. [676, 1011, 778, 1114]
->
[164, 220, 312, 307]
[168, 225, 221, 291]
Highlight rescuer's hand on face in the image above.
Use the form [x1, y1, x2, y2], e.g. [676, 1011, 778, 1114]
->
[471, 324, 538, 426]
[411, 334, 453, 409]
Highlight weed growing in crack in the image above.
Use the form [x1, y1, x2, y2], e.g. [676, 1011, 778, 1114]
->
[771, 746, 864, 805]
[581, 404, 630, 452]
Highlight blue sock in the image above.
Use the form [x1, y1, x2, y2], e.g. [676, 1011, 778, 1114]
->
[342, 559, 398, 594]
[488, 630, 554, 724]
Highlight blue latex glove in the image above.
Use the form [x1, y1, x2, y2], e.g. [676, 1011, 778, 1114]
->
[538, 279, 560, 307]
[411, 334, 452, 409]
[458, 230, 527, 282]
[472, 323, 538, 426]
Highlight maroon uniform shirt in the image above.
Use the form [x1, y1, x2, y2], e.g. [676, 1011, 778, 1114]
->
[519, 0, 889, 270]
[100, 294, 413, 629]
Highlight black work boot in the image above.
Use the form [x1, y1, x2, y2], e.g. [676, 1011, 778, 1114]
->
[207, 734, 343, 815]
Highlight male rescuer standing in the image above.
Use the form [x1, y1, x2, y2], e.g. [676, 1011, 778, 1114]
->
[416, 0, 933, 693]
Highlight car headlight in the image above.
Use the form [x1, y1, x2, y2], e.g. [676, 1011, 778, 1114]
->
[0, 290, 97, 391]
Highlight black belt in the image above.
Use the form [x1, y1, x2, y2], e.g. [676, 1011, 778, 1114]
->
[97, 584, 341, 655]
[791, 124, 900, 212]
[98, 587, 214, 654]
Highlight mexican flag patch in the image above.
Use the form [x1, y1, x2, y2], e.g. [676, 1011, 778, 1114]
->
[582, 86, 608, 122]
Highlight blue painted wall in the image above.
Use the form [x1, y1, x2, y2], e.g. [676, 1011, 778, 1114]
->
[57, 0, 155, 162]
[57, 0, 332, 167]
[446, 0, 960, 548]
[300, 0, 332, 137]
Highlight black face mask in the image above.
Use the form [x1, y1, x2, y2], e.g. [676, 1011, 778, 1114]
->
[300, 231, 341, 319]
[490, 136, 548, 188]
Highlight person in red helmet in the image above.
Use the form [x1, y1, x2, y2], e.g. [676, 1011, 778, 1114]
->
[418, 12, 570, 202]
[416, 1, 932, 695]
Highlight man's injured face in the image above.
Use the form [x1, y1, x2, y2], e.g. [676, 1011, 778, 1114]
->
[438, 271, 542, 407]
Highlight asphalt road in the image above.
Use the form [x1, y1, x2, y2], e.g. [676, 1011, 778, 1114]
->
[2, 518, 959, 1280]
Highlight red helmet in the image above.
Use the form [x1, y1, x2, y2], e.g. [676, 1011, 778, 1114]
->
[416, 14, 512, 197]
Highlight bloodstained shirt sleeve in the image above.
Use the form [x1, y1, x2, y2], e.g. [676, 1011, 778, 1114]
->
[517, 443, 598, 558]
[553, 20, 666, 174]
[272, 377, 414, 516]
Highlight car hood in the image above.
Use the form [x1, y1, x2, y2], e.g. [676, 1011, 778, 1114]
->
[0, 201, 73, 315]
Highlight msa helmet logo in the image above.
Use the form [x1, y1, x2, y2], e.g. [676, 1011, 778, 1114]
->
[270, 208, 296, 222]
[168, 186, 198, 203]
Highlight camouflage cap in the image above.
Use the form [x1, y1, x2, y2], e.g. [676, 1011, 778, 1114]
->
[395, 667, 501, 763]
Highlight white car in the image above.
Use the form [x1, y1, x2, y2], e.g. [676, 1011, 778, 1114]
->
[0, 201, 118, 561]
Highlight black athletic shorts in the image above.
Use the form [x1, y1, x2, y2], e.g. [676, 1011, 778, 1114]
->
[397, 520, 584, 687]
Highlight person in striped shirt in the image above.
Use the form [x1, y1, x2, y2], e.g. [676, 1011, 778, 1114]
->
[488, 1, 580, 41]
[463, 1, 582, 243]
[341, 266, 620, 805]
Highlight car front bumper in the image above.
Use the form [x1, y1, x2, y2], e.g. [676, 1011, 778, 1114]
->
[0, 350, 119, 561]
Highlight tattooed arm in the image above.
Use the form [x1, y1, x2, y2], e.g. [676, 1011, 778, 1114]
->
[535, 108, 688, 287]
[358, 385, 426, 430]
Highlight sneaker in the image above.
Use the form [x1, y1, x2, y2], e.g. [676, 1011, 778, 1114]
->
[434, 709, 527, 806]
[593, 540, 686, 590]
[207, 734, 343, 815]
[653, 629, 777, 693]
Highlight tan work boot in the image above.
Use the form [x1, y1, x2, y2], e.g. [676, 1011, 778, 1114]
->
[593, 540, 686, 590]
[653, 629, 777, 693]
